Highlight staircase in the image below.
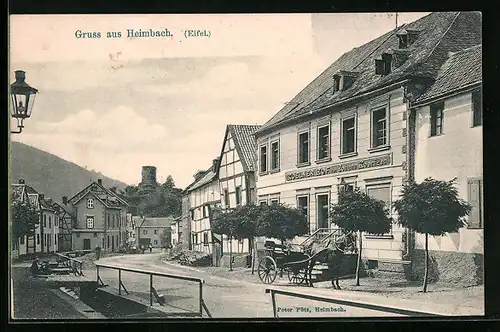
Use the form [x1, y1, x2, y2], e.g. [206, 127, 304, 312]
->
[299, 228, 344, 252]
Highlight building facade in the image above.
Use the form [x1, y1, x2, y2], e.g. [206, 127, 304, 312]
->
[68, 179, 129, 251]
[216, 124, 260, 254]
[254, 12, 481, 267]
[171, 217, 180, 246]
[11, 179, 62, 256]
[136, 217, 173, 247]
[186, 163, 221, 253]
[409, 44, 482, 282]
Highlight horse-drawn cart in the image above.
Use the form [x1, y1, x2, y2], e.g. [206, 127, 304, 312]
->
[257, 232, 357, 288]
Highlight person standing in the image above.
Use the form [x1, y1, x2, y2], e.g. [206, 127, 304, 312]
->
[149, 244, 153, 253]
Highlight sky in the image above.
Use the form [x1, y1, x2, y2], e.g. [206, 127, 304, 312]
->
[9, 13, 429, 189]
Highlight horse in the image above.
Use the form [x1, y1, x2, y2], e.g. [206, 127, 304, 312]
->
[309, 231, 356, 290]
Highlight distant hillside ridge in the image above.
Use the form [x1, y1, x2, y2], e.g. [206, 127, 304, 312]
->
[10, 141, 129, 203]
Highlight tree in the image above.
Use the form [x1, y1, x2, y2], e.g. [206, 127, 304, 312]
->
[256, 203, 309, 244]
[329, 188, 391, 286]
[393, 178, 471, 292]
[11, 200, 40, 250]
[212, 209, 238, 271]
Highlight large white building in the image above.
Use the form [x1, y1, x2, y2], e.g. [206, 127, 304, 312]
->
[253, 12, 482, 274]
[409, 44, 482, 283]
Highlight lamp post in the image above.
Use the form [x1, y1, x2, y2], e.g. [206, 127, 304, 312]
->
[10, 70, 38, 134]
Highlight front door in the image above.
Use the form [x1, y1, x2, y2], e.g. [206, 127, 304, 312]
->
[83, 239, 91, 250]
[316, 194, 329, 229]
[112, 236, 115, 251]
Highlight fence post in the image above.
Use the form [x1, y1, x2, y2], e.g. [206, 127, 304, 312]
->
[199, 281, 203, 316]
[149, 274, 153, 306]
[118, 269, 122, 295]
[271, 290, 278, 318]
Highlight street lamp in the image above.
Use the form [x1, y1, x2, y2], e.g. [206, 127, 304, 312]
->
[10, 70, 38, 134]
[339, 178, 348, 192]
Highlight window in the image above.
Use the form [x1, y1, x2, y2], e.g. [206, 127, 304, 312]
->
[259, 200, 267, 206]
[316, 194, 330, 229]
[87, 198, 94, 209]
[375, 53, 392, 75]
[317, 125, 330, 160]
[259, 145, 268, 173]
[143, 230, 147, 235]
[190, 210, 194, 220]
[224, 189, 230, 208]
[203, 233, 209, 245]
[298, 131, 309, 164]
[333, 74, 341, 92]
[472, 90, 482, 127]
[235, 187, 242, 206]
[112, 215, 115, 228]
[94, 233, 97, 237]
[43, 215, 47, 227]
[20, 236, 25, 245]
[270, 198, 279, 205]
[86, 216, 94, 229]
[430, 102, 444, 136]
[37, 234, 40, 245]
[341, 117, 356, 154]
[467, 178, 483, 229]
[48, 216, 51, 228]
[366, 184, 392, 235]
[154, 229, 158, 234]
[107, 236, 110, 248]
[372, 108, 388, 147]
[271, 140, 280, 171]
[202, 206, 207, 218]
[297, 196, 309, 232]
[154, 240, 158, 245]
[107, 215, 110, 228]
[398, 34, 408, 49]
[55, 234, 57, 245]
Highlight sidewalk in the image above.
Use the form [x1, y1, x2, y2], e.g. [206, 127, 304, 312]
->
[160, 259, 484, 316]
[11, 266, 86, 319]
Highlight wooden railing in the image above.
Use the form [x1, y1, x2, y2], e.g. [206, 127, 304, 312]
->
[94, 262, 212, 318]
[265, 288, 443, 318]
[55, 253, 84, 276]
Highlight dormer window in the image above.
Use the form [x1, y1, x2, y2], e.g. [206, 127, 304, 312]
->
[87, 198, 94, 209]
[333, 71, 359, 92]
[375, 53, 392, 76]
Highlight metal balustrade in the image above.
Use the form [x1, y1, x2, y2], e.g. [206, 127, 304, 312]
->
[94, 262, 212, 318]
[265, 288, 443, 318]
[55, 253, 84, 276]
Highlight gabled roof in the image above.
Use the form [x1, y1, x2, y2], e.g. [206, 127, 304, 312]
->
[188, 167, 217, 192]
[226, 124, 261, 172]
[11, 184, 27, 203]
[50, 201, 75, 217]
[138, 216, 175, 228]
[69, 181, 129, 208]
[413, 44, 482, 105]
[255, 12, 482, 135]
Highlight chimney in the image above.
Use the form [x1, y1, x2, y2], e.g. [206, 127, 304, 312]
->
[110, 187, 117, 193]
[212, 158, 219, 171]
[97, 179, 103, 186]
[194, 170, 205, 181]
[18, 179, 25, 184]
[62, 196, 68, 205]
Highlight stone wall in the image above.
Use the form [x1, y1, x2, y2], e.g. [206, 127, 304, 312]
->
[221, 253, 251, 268]
[410, 249, 484, 286]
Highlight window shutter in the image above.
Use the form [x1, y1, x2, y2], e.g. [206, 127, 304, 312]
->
[468, 179, 482, 229]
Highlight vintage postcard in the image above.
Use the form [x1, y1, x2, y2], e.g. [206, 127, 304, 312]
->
[9, 12, 483, 320]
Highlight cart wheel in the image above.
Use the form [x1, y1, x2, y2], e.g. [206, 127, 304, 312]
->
[258, 256, 278, 284]
[287, 269, 307, 285]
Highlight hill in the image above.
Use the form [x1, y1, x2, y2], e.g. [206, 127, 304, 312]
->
[10, 141, 129, 203]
